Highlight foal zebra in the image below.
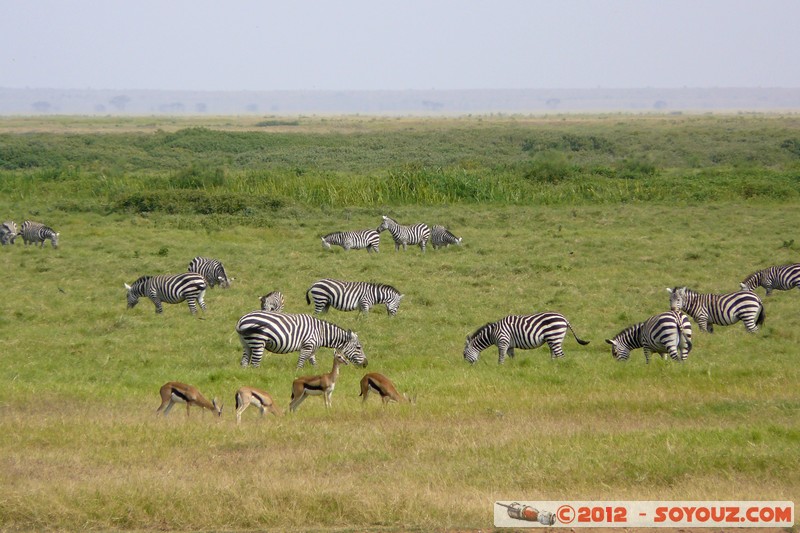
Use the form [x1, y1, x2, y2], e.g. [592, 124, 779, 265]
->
[306, 278, 404, 317]
[260, 291, 285, 312]
[236, 311, 367, 369]
[431, 225, 462, 249]
[740, 264, 800, 296]
[377, 215, 430, 252]
[667, 286, 765, 333]
[20, 220, 59, 248]
[187, 256, 231, 288]
[0, 221, 17, 245]
[605, 311, 693, 363]
[463, 312, 589, 364]
[125, 273, 208, 314]
[321, 229, 381, 253]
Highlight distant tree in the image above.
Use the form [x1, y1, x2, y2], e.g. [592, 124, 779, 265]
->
[653, 100, 668, 110]
[195, 102, 207, 113]
[109, 95, 131, 111]
[32, 101, 52, 113]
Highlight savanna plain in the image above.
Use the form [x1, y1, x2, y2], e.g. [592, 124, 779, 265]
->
[0, 113, 799, 532]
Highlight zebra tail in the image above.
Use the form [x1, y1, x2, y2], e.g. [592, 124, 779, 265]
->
[305, 289, 312, 305]
[756, 306, 766, 327]
[569, 324, 590, 345]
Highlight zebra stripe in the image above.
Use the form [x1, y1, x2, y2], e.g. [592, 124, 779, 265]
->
[125, 273, 208, 314]
[463, 312, 590, 364]
[321, 229, 381, 253]
[431, 225, 462, 249]
[187, 256, 231, 288]
[236, 311, 367, 368]
[377, 215, 431, 252]
[0, 221, 17, 245]
[741, 264, 800, 296]
[606, 311, 693, 363]
[260, 291, 285, 312]
[668, 286, 765, 333]
[306, 278, 403, 317]
[20, 220, 59, 248]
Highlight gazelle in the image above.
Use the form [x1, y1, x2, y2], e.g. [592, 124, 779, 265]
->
[156, 382, 222, 417]
[235, 386, 283, 424]
[359, 372, 415, 406]
[289, 351, 348, 412]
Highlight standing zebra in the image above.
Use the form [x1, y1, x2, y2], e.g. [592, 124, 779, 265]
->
[0, 221, 17, 245]
[20, 220, 59, 248]
[431, 225, 462, 249]
[377, 215, 430, 252]
[321, 229, 381, 253]
[667, 286, 765, 333]
[236, 311, 367, 369]
[187, 256, 231, 288]
[740, 264, 800, 296]
[125, 273, 208, 314]
[260, 291, 286, 312]
[306, 278, 404, 317]
[463, 312, 589, 364]
[605, 311, 693, 363]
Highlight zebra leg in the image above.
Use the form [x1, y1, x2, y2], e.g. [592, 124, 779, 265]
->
[547, 341, 565, 359]
[497, 344, 509, 364]
[198, 290, 207, 312]
[742, 316, 759, 333]
[643, 348, 651, 364]
[187, 298, 198, 315]
[150, 296, 164, 314]
[297, 347, 316, 369]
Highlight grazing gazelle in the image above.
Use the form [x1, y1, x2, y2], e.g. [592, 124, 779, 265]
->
[156, 382, 222, 417]
[359, 372, 415, 406]
[289, 351, 348, 412]
[235, 386, 283, 424]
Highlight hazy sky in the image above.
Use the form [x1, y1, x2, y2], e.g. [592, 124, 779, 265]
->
[2, 0, 798, 91]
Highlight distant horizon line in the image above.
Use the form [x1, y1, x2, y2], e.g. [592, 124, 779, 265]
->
[3, 86, 800, 92]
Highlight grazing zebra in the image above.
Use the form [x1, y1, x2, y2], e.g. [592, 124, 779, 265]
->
[306, 278, 404, 317]
[125, 273, 208, 314]
[20, 220, 59, 248]
[260, 290, 285, 312]
[431, 225, 462, 249]
[605, 311, 693, 363]
[463, 312, 590, 364]
[187, 256, 231, 288]
[0, 221, 17, 245]
[321, 229, 381, 253]
[377, 215, 431, 252]
[667, 286, 765, 333]
[740, 264, 800, 296]
[236, 311, 367, 369]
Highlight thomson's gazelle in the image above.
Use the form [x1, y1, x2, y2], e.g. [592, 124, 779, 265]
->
[290, 351, 348, 412]
[359, 372, 414, 406]
[156, 382, 222, 417]
[235, 386, 283, 424]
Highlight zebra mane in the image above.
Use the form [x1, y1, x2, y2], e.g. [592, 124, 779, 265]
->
[467, 321, 495, 341]
[131, 275, 152, 286]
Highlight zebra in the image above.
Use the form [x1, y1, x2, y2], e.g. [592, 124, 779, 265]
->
[260, 291, 285, 312]
[321, 229, 381, 253]
[605, 311, 693, 363]
[187, 256, 231, 288]
[125, 273, 208, 314]
[305, 278, 404, 317]
[740, 264, 800, 296]
[235, 311, 367, 369]
[463, 312, 590, 364]
[377, 215, 431, 252]
[667, 286, 765, 333]
[431, 225, 462, 249]
[0, 221, 17, 245]
[20, 220, 59, 248]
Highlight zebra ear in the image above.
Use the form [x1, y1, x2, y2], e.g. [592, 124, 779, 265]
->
[124, 283, 132, 290]
[739, 283, 747, 290]
[605, 339, 615, 345]
[398, 294, 405, 300]
[666, 287, 673, 294]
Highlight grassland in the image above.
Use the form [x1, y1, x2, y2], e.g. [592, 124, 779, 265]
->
[0, 114, 799, 532]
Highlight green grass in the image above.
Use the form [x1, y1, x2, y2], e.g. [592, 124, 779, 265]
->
[1, 115, 799, 531]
